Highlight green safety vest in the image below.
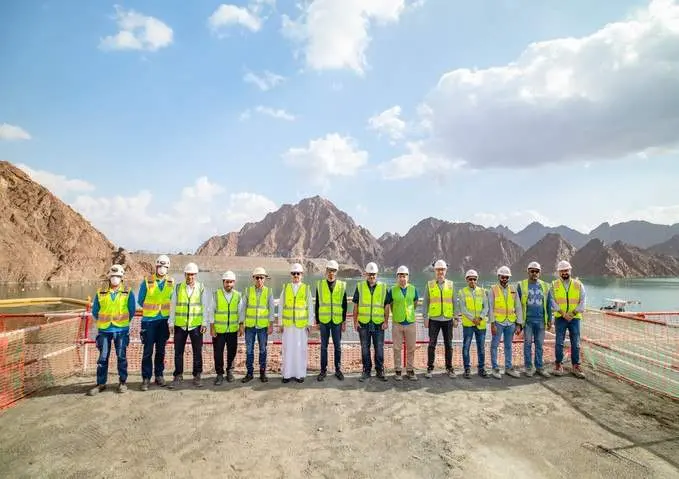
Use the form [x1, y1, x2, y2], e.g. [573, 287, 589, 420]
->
[281, 283, 309, 328]
[459, 286, 487, 330]
[141, 274, 174, 319]
[357, 282, 386, 325]
[174, 282, 204, 329]
[244, 286, 271, 328]
[316, 279, 345, 324]
[519, 279, 550, 325]
[96, 286, 131, 330]
[492, 284, 517, 323]
[551, 279, 583, 319]
[390, 284, 416, 323]
[214, 288, 241, 333]
[427, 279, 455, 318]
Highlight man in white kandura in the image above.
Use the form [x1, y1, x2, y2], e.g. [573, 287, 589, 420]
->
[280, 263, 314, 383]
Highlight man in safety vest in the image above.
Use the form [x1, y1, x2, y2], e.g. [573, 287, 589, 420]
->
[137, 254, 174, 391]
[209, 270, 242, 385]
[353, 262, 388, 382]
[168, 262, 210, 389]
[280, 263, 314, 383]
[488, 266, 523, 379]
[384, 265, 419, 381]
[550, 260, 586, 379]
[239, 267, 275, 383]
[422, 259, 457, 379]
[517, 261, 552, 378]
[457, 269, 489, 379]
[315, 259, 347, 382]
[87, 264, 137, 396]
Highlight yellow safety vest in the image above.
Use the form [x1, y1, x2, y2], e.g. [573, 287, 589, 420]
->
[390, 284, 416, 323]
[214, 289, 241, 333]
[244, 286, 271, 328]
[281, 283, 309, 328]
[519, 279, 550, 324]
[427, 279, 455, 319]
[96, 286, 132, 330]
[459, 286, 487, 330]
[316, 279, 345, 324]
[174, 282, 204, 329]
[551, 279, 583, 319]
[141, 274, 174, 319]
[492, 284, 517, 323]
[357, 282, 386, 325]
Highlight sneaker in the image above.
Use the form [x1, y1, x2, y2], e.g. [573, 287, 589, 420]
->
[193, 375, 203, 388]
[214, 374, 224, 386]
[424, 369, 433, 379]
[525, 368, 536, 378]
[117, 383, 128, 394]
[155, 377, 166, 387]
[140, 379, 150, 391]
[358, 372, 370, 382]
[394, 371, 403, 381]
[407, 370, 418, 381]
[536, 368, 551, 378]
[317, 371, 327, 382]
[553, 364, 564, 377]
[479, 369, 489, 378]
[295, 377, 305, 383]
[447, 368, 457, 379]
[241, 374, 254, 383]
[572, 365, 586, 379]
[87, 384, 106, 396]
[335, 371, 345, 381]
[168, 375, 183, 389]
[226, 371, 235, 383]
[506, 368, 521, 378]
[260, 371, 269, 383]
[464, 369, 471, 379]
[282, 377, 291, 383]
[492, 369, 502, 380]
[376, 371, 388, 382]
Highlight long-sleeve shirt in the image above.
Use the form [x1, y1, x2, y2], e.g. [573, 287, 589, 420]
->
[92, 287, 137, 333]
[456, 287, 489, 321]
[168, 282, 211, 330]
[137, 277, 173, 321]
[208, 288, 244, 324]
[549, 279, 587, 316]
[422, 279, 457, 321]
[488, 284, 523, 325]
[278, 283, 315, 326]
[238, 286, 275, 326]
[314, 280, 348, 323]
[516, 280, 553, 322]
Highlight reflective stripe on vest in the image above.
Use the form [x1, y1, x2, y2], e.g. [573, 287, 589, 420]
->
[96, 287, 131, 330]
[460, 286, 487, 330]
[390, 284, 416, 323]
[427, 280, 454, 319]
[520, 279, 549, 324]
[214, 289, 241, 333]
[317, 279, 345, 324]
[174, 282, 204, 329]
[141, 275, 174, 318]
[492, 284, 517, 323]
[282, 283, 309, 328]
[357, 282, 386, 324]
[551, 279, 583, 319]
[245, 286, 270, 328]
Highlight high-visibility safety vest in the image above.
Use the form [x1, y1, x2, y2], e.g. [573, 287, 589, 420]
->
[174, 282, 204, 329]
[459, 286, 487, 330]
[141, 274, 174, 319]
[492, 284, 518, 323]
[551, 279, 583, 320]
[316, 279, 345, 324]
[357, 282, 387, 324]
[519, 279, 550, 324]
[281, 283, 310, 328]
[427, 279, 455, 319]
[390, 284, 416, 323]
[214, 289, 241, 333]
[96, 286, 132, 330]
[244, 286, 271, 328]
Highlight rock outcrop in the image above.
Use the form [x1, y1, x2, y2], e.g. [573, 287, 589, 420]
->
[512, 233, 576, 274]
[377, 232, 401, 256]
[647, 234, 679, 258]
[587, 221, 679, 248]
[570, 239, 679, 277]
[195, 231, 239, 256]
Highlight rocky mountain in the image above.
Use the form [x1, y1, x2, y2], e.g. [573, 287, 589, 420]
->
[588, 221, 679, 249]
[377, 232, 401, 256]
[512, 233, 576, 274]
[491, 225, 519, 245]
[647, 234, 679, 257]
[383, 218, 524, 275]
[511, 222, 589, 249]
[195, 231, 239, 256]
[0, 161, 145, 283]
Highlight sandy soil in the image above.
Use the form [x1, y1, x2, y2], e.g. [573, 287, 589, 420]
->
[1, 368, 678, 479]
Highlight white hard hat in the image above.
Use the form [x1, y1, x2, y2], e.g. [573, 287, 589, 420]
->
[221, 271, 236, 281]
[497, 266, 512, 277]
[326, 260, 339, 270]
[434, 259, 447, 269]
[396, 265, 409, 275]
[155, 254, 171, 267]
[365, 262, 379, 274]
[252, 267, 267, 277]
[184, 262, 199, 274]
[290, 263, 304, 274]
[527, 261, 541, 271]
[108, 264, 125, 278]
[465, 269, 479, 279]
[557, 260, 572, 271]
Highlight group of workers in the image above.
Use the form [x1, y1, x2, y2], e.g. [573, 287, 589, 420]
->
[87, 255, 586, 395]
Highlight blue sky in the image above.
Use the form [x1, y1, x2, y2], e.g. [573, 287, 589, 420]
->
[2, 0, 679, 252]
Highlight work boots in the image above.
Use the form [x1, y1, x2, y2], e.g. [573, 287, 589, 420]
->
[226, 370, 235, 383]
[87, 385, 106, 396]
[117, 383, 128, 394]
[572, 365, 586, 379]
[155, 377, 167, 387]
[140, 379, 150, 391]
[241, 373, 254, 383]
[260, 370, 269, 383]
[193, 374, 203, 388]
[553, 363, 565, 376]
[168, 375, 183, 389]
[214, 374, 224, 386]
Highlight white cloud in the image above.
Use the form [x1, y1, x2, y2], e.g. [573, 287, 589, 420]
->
[240, 106, 296, 121]
[0, 123, 31, 141]
[99, 5, 173, 52]
[208, 4, 262, 33]
[609, 204, 679, 226]
[472, 210, 552, 232]
[283, 133, 368, 186]
[378, 141, 459, 180]
[243, 70, 286, 91]
[281, 0, 418, 74]
[421, 0, 679, 169]
[368, 106, 406, 142]
[17, 163, 95, 197]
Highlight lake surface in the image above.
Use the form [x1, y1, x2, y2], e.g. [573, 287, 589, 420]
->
[2, 272, 679, 312]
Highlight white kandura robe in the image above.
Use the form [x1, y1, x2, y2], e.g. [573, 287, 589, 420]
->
[280, 283, 315, 379]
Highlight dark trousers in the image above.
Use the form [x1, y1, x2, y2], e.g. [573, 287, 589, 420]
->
[213, 332, 238, 375]
[95, 331, 129, 385]
[319, 322, 342, 372]
[140, 320, 169, 380]
[358, 324, 384, 374]
[245, 327, 268, 375]
[173, 326, 203, 377]
[462, 326, 486, 371]
[427, 320, 453, 370]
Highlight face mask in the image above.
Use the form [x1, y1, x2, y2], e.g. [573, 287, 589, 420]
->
[110, 277, 122, 286]
[157, 266, 168, 276]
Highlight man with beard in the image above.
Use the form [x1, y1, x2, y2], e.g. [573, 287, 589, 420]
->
[353, 262, 388, 382]
[517, 261, 552, 378]
[210, 271, 242, 385]
[550, 260, 586, 378]
[488, 266, 523, 380]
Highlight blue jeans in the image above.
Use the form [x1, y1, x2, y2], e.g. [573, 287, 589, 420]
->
[462, 326, 486, 371]
[96, 331, 129, 385]
[245, 327, 268, 375]
[555, 317, 581, 365]
[140, 320, 170, 380]
[319, 322, 342, 372]
[358, 323, 384, 374]
[491, 323, 515, 370]
[523, 318, 545, 369]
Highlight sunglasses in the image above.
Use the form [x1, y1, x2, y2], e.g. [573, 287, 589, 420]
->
[291, 272, 301, 276]
[499, 276, 510, 280]
[467, 278, 477, 281]
[528, 269, 540, 274]
[254, 276, 265, 280]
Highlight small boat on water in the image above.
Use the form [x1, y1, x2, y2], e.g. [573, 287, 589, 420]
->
[599, 298, 642, 313]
